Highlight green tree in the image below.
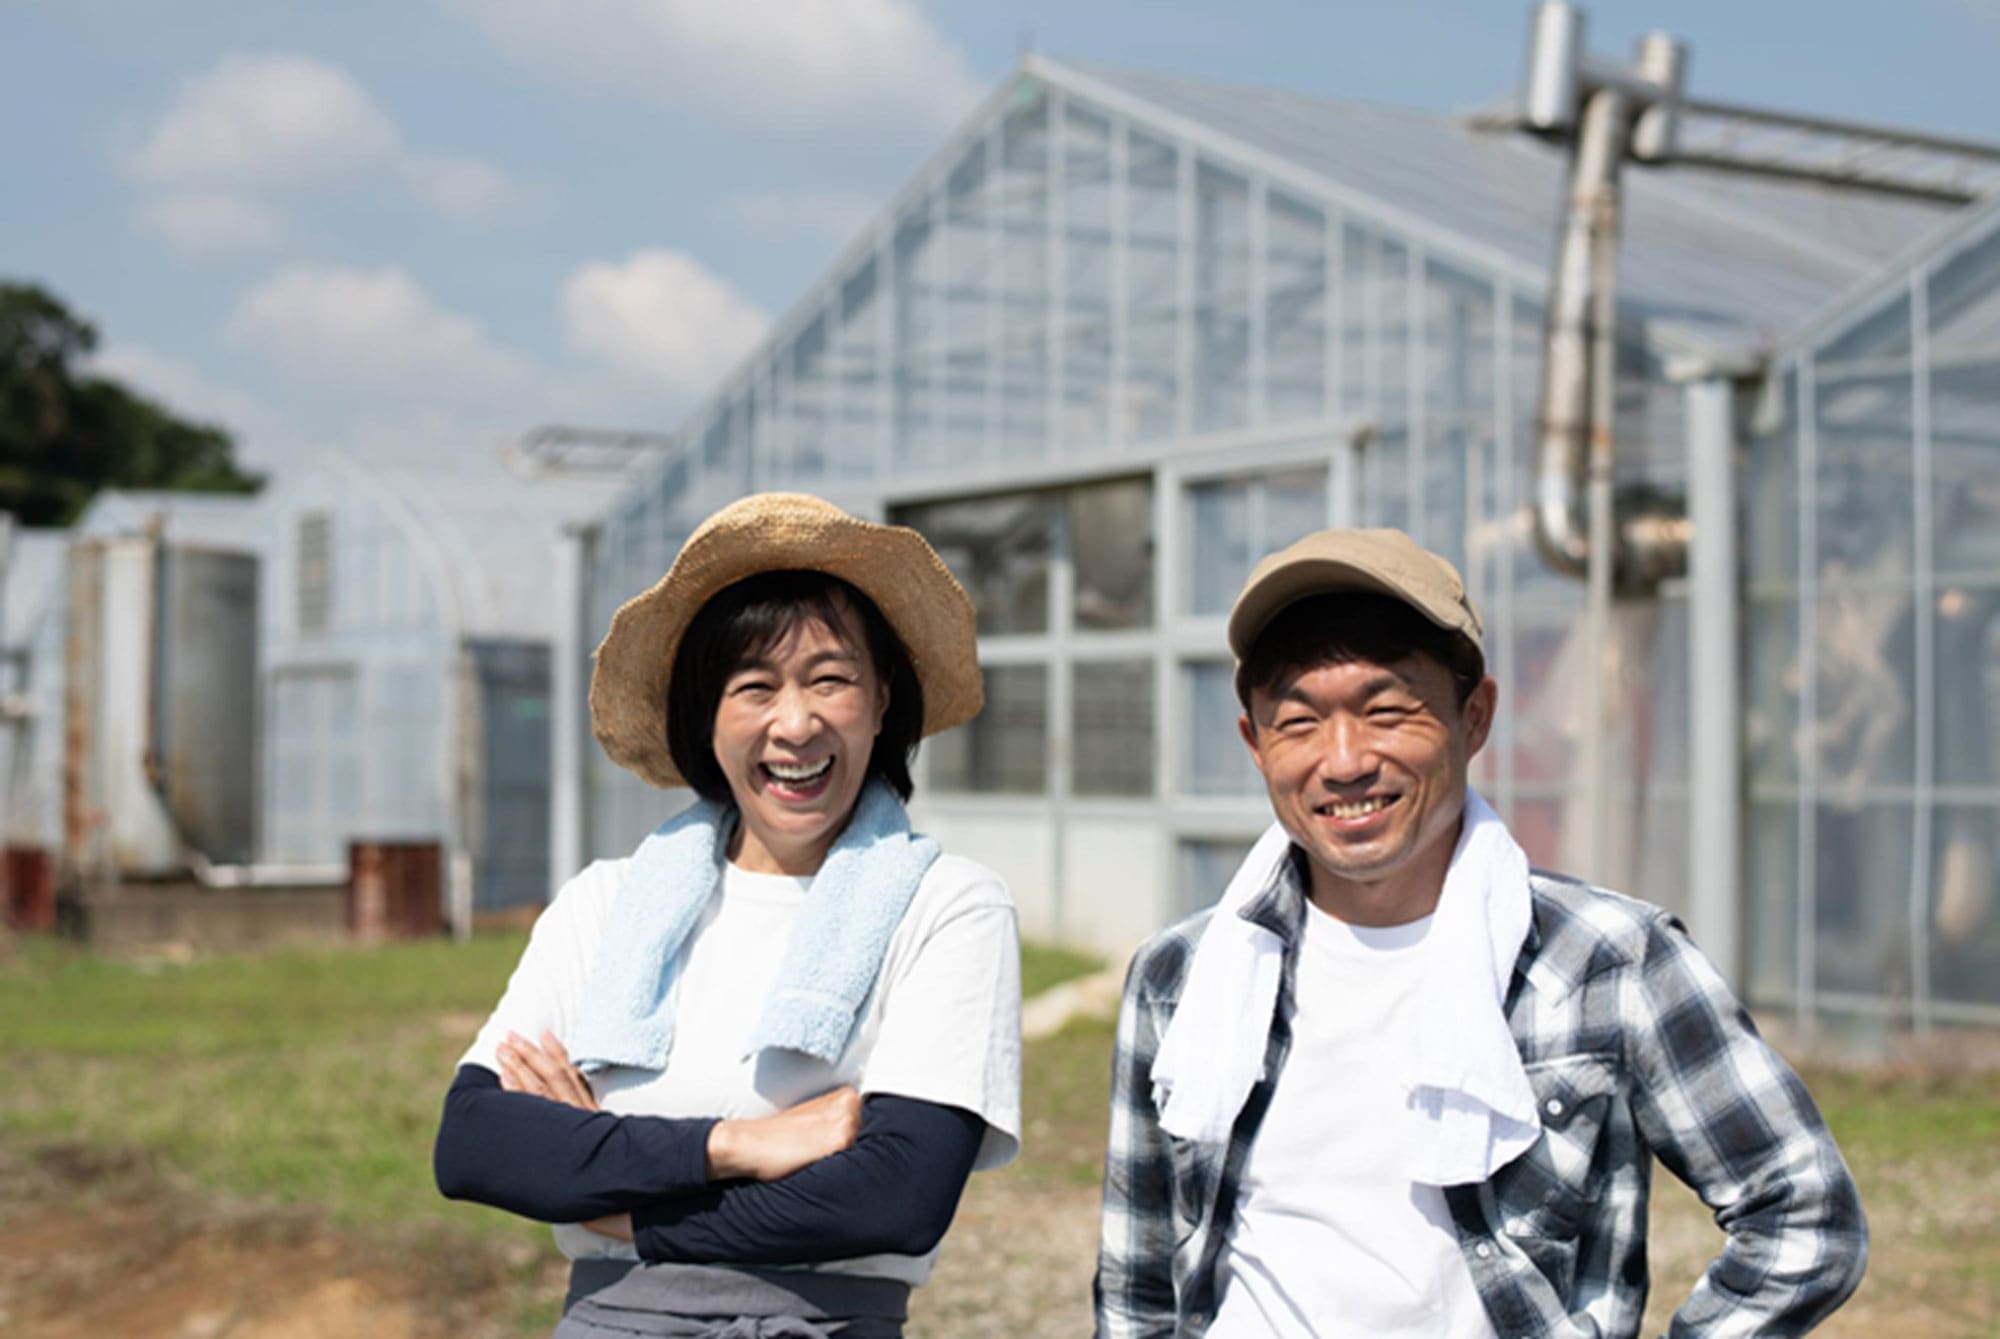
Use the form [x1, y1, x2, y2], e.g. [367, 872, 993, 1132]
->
[1, 282, 262, 526]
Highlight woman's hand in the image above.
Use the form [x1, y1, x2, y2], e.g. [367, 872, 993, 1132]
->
[706, 1087, 862, 1182]
[496, 1030, 599, 1112]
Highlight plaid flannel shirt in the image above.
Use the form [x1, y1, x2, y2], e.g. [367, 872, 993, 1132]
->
[1094, 856, 1868, 1339]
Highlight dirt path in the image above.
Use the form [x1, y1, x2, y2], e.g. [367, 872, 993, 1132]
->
[4, 1137, 1993, 1337]
[0, 1144, 557, 1339]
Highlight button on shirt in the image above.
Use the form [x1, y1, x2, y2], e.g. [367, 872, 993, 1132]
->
[1209, 907, 1495, 1339]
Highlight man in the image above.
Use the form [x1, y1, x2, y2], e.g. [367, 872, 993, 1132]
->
[1094, 528, 1866, 1338]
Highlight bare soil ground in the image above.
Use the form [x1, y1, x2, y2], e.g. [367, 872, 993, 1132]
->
[0, 1144, 563, 1339]
[2, 1131, 1996, 1338]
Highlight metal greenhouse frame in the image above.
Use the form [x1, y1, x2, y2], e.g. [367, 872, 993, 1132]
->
[557, 46, 1998, 1036]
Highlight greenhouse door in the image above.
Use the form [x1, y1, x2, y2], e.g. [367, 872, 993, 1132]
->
[264, 664, 362, 865]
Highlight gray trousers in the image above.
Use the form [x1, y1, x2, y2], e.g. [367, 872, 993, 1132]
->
[556, 1260, 910, 1338]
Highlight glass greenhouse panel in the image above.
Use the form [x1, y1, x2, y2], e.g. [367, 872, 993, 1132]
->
[1194, 161, 1251, 434]
[1813, 294, 1914, 587]
[1073, 659, 1154, 797]
[1179, 837, 1258, 916]
[834, 258, 885, 480]
[1062, 102, 1114, 452]
[1186, 467, 1327, 616]
[895, 492, 1055, 635]
[1929, 804, 2000, 1008]
[1812, 801, 1915, 1003]
[1928, 223, 2000, 580]
[998, 91, 1051, 460]
[1125, 131, 1180, 444]
[1266, 192, 1327, 422]
[1070, 477, 1154, 629]
[943, 141, 991, 471]
[1808, 590, 1917, 791]
[1184, 661, 1260, 797]
[927, 662, 1048, 794]
[1744, 801, 1802, 1012]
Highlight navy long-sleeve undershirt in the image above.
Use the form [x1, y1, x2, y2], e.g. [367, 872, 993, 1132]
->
[433, 1064, 985, 1263]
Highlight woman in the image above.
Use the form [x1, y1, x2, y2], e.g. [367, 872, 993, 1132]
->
[435, 493, 1021, 1337]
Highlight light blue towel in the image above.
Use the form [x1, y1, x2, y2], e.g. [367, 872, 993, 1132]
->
[568, 779, 940, 1073]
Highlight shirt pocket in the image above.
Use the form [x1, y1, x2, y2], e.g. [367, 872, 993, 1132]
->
[1500, 1052, 1620, 1242]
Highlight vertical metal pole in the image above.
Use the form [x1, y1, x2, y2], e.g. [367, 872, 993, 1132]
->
[878, 228, 896, 481]
[548, 524, 594, 896]
[1330, 428, 1362, 528]
[932, 183, 948, 475]
[1049, 505, 1075, 941]
[1909, 270, 1935, 1036]
[1110, 118, 1131, 450]
[1580, 90, 1626, 886]
[823, 293, 842, 480]
[1047, 91, 1066, 459]
[1175, 143, 1195, 437]
[984, 119, 1003, 467]
[1153, 463, 1181, 929]
[1408, 244, 1427, 541]
[1688, 376, 1742, 986]
[1796, 357, 1820, 1036]
[1494, 278, 1518, 821]
[1249, 179, 1269, 427]
[1325, 212, 1343, 421]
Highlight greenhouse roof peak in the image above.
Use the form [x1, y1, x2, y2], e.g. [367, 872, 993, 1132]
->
[1035, 55, 1973, 360]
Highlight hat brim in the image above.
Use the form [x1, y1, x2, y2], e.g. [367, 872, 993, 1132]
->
[589, 493, 983, 789]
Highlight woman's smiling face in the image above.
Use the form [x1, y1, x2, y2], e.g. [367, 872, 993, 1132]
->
[710, 598, 888, 876]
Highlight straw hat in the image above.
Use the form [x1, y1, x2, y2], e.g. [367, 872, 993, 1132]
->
[590, 492, 984, 789]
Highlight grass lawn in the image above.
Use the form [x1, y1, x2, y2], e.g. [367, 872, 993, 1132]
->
[0, 933, 1101, 1240]
[4, 934, 1997, 1336]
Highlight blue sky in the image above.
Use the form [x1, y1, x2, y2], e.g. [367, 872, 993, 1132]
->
[6, 0, 1996, 471]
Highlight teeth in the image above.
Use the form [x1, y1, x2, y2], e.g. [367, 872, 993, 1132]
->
[1326, 796, 1388, 819]
[766, 758, 832, 782]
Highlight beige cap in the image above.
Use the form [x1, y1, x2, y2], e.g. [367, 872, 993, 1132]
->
[590, 492, 983, 789]
[1226, 527, 1484, 664]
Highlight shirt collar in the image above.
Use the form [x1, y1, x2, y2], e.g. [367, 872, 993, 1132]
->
[1235, 843, 1310, 943]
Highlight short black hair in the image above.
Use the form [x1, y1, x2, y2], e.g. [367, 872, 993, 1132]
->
[1235, 591, 1485, 714]
[665, 570, 924, 805]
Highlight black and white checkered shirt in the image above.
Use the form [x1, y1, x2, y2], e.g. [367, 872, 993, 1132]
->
[1093, 853, 1868, 1338]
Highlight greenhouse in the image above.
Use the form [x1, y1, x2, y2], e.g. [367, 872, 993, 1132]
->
[558, 48, 2000, 1031]
[1, 456, 612, 929]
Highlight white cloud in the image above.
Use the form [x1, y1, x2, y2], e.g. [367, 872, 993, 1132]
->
[128, 52, 513, 230]
[137, 190, 284, 256]
[561, 249, 769, 394]
[132, 52, 399, 189]
[729, 190, 880, 244]
[226, 265, 538, 400]
[404, 154, 514, 216]
[444, 0, 982, 136]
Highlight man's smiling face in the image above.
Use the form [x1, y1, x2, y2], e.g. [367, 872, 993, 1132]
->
[1240, 649, 1495, 925]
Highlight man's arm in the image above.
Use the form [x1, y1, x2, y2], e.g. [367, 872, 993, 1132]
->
[1623, 912, 1868, 1336]
[1093, 949, 1184, 1339]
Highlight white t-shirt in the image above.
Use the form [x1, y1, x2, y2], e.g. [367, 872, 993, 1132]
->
[1209, 906, 1497, 1339]
[460, 852, 1022, 1285]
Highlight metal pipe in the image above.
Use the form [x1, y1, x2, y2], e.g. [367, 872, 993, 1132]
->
[1530, 91, 1690, 595]
[1580, 89, 1626, 882]
[1523, 1, 1585, 131]
[1533, 87, 1625, 582]
[1686, 375, 1742, 986]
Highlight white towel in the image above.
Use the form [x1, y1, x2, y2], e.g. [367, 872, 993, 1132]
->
[569, 779, 939, 1073]
[1151, 791, 1541, 1186]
